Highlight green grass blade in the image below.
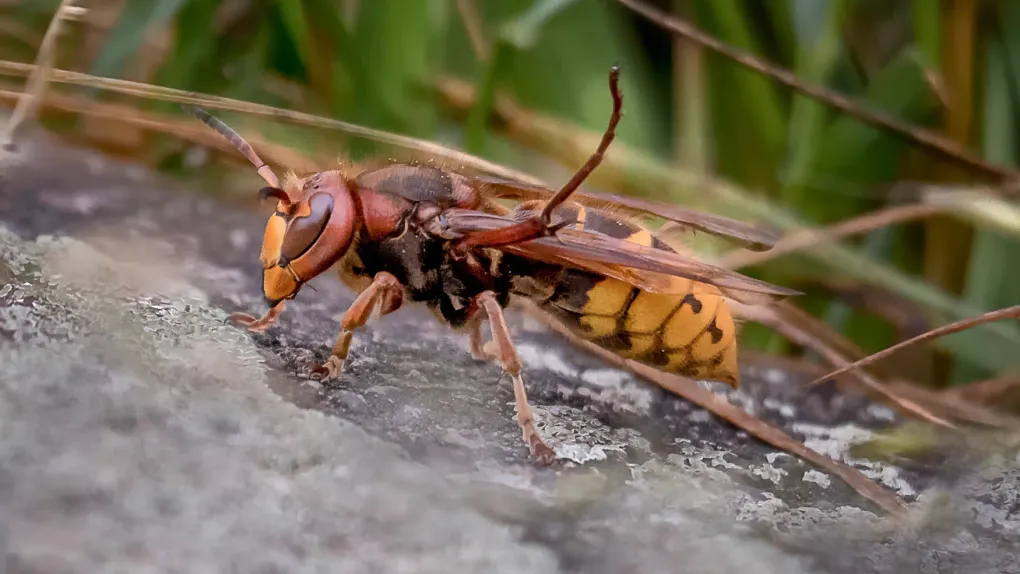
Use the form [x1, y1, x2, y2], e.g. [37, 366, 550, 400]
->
[501, 0, 580, 48]
[297, 0, 364, 116]
[671, 0, 709, 170]
[696, 0, 786, 190]
[463, 42, 511, 155]
[274, 0, 310, 70]
[803, 49, 938, 221]
[153, 0, 220, 93]
[999, 0, 1020, 145]
[952, 36, 1020, 383]
[782, 0, 848, 211]
[911, 0, 942, 74]
[88, 0, 190, 79]
[463, 0, 583, 155]
[351, 0, 450, 139]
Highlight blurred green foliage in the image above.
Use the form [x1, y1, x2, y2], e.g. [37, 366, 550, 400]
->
[3, 0, 1020, 390]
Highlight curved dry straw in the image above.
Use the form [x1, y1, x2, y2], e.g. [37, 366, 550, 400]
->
[1, 0, 79, 151]
[808, 305, 1020, 388]
[0, 60, 545, 188]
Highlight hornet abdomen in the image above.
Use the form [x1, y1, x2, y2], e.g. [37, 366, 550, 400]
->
[508, 202, 741, 387]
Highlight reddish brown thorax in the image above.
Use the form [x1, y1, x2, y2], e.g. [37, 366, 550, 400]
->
[356, 188, 412, 242]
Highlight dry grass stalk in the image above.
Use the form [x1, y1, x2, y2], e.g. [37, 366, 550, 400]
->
[720, 203, 947, 270]
[1, 0, 80, 151]
[456, 0, 490, 62]
[808, 305, 1020, 388]
[0, 60, 546, 187]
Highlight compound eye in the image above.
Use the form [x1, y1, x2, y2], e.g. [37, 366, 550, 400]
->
[280, 192, 334, 264]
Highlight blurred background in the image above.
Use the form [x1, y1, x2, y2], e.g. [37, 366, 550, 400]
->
[2, 0, 1019, 408]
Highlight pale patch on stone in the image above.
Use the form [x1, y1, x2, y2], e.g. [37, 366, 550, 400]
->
[515, 343, 579, 378]
[580, 368, 631, 388]
[751, 464, 788, 485]
[35, 233, 209, 304]
[687, 409, 713, 424]
[440, 428, 486, 450]
[763, 397, 796, 418]
[531, 404, 630, 465]
[792, 423, 873, 460]
[558, 368, 655, 415]
[671, 440, 743, 472]
[793, 422, 917, 497]
[803, 470, 831, 489]
[572, 385, 653, 416]
[555, 442, 620, 464]
[229, 229, 250, 250]
[859, 464, 917, 498]
[725, 389, 757, 416]
[762, 368, 789, 386]
[866, 403, 897, 422]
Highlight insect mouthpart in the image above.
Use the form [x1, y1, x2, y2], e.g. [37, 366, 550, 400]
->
[261, 259, 304, 306]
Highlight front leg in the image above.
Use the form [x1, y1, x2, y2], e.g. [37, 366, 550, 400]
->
[473, 291, 556, 465]
[230, 301, 285, 332]
[311, 271, 404, 382]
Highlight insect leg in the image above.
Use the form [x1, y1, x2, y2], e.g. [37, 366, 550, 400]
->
[468, 315, 486, 359]
[311, 271, 404, 382]
[467, 314, 498, 361]
[474, 291, 556, 465]
[229, 301, 285, 332]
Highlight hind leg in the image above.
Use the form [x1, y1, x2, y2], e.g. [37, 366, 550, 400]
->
[468, 314, 498, 362]
[471, 291, 555, 465]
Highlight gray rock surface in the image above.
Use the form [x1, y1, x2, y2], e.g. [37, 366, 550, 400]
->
[0, 129, 1017, 573]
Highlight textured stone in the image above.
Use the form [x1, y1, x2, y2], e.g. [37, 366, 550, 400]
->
[0, 129, 1017, 573]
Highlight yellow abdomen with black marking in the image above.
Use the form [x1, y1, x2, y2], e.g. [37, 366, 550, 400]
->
[508, 202, 740, 387]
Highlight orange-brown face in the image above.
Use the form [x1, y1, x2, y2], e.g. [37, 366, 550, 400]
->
[257, 173, 357, 305]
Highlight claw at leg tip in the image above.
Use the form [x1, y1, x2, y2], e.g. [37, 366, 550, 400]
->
[530, 438, 557, 465]
[310, 356, 344, 382]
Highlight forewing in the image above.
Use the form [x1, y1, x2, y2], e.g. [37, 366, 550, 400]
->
[440, 209, 800, 305]
[474, 176, 780, 252]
